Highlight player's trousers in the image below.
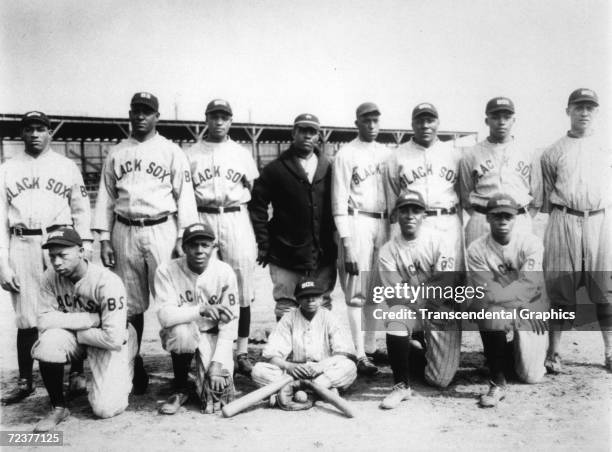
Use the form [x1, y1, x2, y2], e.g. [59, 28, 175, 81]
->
[112, 217, 177, 316]
[198, 207, 257, 307]
[465, 211, 532, 246]
[423, 213, 465, 271]
[251, 356, 357, 390]
[31, 325, 137, 418]
[385, 304, 461, 388]
[269, 263, 337, 319]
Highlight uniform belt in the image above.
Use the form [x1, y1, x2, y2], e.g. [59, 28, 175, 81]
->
[116, 215, 168, 227]
[10, 224, 63, 236]
[198, 205, 242, 214]
[425, 207, 457, 216]
[553, 204, 605, 218]
[472, 205, 527, 215]
[347, 207, 388, 219]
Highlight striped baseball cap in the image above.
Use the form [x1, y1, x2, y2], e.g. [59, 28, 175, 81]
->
[293, 113, 320, 130]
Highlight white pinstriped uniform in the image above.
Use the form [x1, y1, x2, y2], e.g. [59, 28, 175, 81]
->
[185, 139, 258, 307]
[0, 149, 92, 328]
[93, 133, 198, 317]
[156, 255, 239, 387]
[540, 133, 612, 307]
[467, 233, 547, 383]
[386, 138, 464, 270]
[459, 138, 542, 245]
[251, 308, 357, 389]
[377, 228, 461, 388]
[31, 263, 137, 418]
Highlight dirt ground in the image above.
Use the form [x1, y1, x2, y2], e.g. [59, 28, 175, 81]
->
[1, 261, 610, 452]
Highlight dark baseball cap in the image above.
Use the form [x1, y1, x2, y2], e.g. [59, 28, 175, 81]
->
[486, 97, 515, 115]
[394, 192, 426, 210]
[182, 223, 215, 244]
[21, 111, 51, 128]
[205, 99, 233, 116]
[568, 88, 599, 106]
[294, 279, 325, 298]
[412, 102, 438, 119]
[486, 193, 519, 215]
[294, 113, 320, 130]
[42, 227, 83, 249]
[356, 102, 381, 118]
[131, 92, 159, 112]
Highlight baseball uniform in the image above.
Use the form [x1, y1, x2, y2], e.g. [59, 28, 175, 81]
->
[251, 308, 357, 389]
[32, 262, 137, 418]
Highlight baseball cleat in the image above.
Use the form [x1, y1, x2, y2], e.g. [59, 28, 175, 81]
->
[1, 378, 34, 405]
[479, 382, 506, 408]
[34, 406, 70, 432]
[67, 372, 87, 396]
[357, 356, 379, 376]
[544, 353, 562, 374]
[159, 392, 189, 415]
[380, 382, 411, 409]
[366, 349, 389, 365]
[236, 354, 254, 376]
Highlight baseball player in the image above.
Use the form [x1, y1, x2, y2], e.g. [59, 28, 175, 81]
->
[185, 99, 258, 376]
[156, 223, 239, 414]
[540, 88, 612, 372]
[251, 279, 357, 394]
[459, 97, 542, 245]
[377, 192, 461, 409]
[31, 228, 137, 432]
[0, 111, 92, 405]
[467, 194, 547, 407]
[332, 102, 390, 376]
[93, 92, 198, 393]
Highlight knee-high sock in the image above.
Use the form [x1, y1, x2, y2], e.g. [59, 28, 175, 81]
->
[171, 352, 193, 391]
[386, 334, 411, 385]
[39, 362, 65, 408]
[347, 306, 365, 358]
[17, 328, 38, 382]
[128, 313, 144, 352]
[237, 306, 250, 355]
[480, 331, 507, 385]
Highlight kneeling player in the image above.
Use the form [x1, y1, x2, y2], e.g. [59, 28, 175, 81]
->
[467, 194, 547, 408]
[156, 223, 239, 414]
[252, 280, 357, 398]
[377, 193, 461, 410]
[31, 228, 137, 432]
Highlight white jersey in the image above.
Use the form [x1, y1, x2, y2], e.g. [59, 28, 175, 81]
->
[37, 262, 128, 350]
[93, 133, 198, 240]
[0, 148, 92, 250]
[386, 138, 460, 210]
[185, 139, 259, 207]
[540, 133, 612, 212]
[459, 137, 542, 209]
[263, 308, 355, 362]
[332, 138, 390, 238]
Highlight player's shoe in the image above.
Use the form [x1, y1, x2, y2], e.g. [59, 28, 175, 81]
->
[479, 382, 506, 408]
[1, 378, 34, 405]
[132, 355, 149, 395]
[236, 354, 254, 376]
[366, 349, 389, 365]
[33, 406, 70, 432]
[357, 356, 379, 376]
[379, 382, 411, 409]
[544, 353, 562, 374]
[159, 392, 189, 415]
[67, 372, 87, 396]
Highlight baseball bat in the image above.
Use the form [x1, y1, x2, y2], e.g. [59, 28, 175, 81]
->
[222, 374, 293, 418]
[302, 380, 355, 418]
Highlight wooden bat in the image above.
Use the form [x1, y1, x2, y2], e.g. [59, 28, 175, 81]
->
[302, 380, 355, 418]
[222, 374, 293, 418]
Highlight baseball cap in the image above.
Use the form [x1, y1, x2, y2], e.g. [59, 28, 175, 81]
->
[485, 97, 515, 115]
[568, 88, 599, 106]
[412, 103, 438, 119]
[182, 223, 215, 244]
[294, 279, 325, 298]
[356, 102, 381, 118]
[130, 92, 159, 112]
[486, 193, 519, 215]
[21, 111, 51, 128]
[394, 192, 426, 211]
[293, 113, 320, 130]
[42, 227, 83, 249]
[205, 99, 233, 116]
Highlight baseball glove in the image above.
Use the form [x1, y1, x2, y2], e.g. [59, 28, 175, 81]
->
[200, 362, 235, 414]
[277, 380, 314, 411]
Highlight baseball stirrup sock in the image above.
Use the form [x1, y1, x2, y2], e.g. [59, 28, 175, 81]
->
[39, 362, 65, 408]
[480, 331, 507, 385]
[386, 334, 411, 385]
[17, 328, 38, 381]
[171, 352, 193, 391]
[128, 313, 144, 349]
[238, 306, 251, 338]
[70, 358, 84, 374]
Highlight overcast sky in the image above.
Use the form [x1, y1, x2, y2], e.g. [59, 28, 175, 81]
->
[1, 0, 609, 148]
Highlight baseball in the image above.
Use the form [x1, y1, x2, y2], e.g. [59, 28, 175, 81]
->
[293, 390, 308, 403]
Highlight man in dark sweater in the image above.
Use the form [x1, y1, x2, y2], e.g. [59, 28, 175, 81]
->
[249, 114, 337, 321]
